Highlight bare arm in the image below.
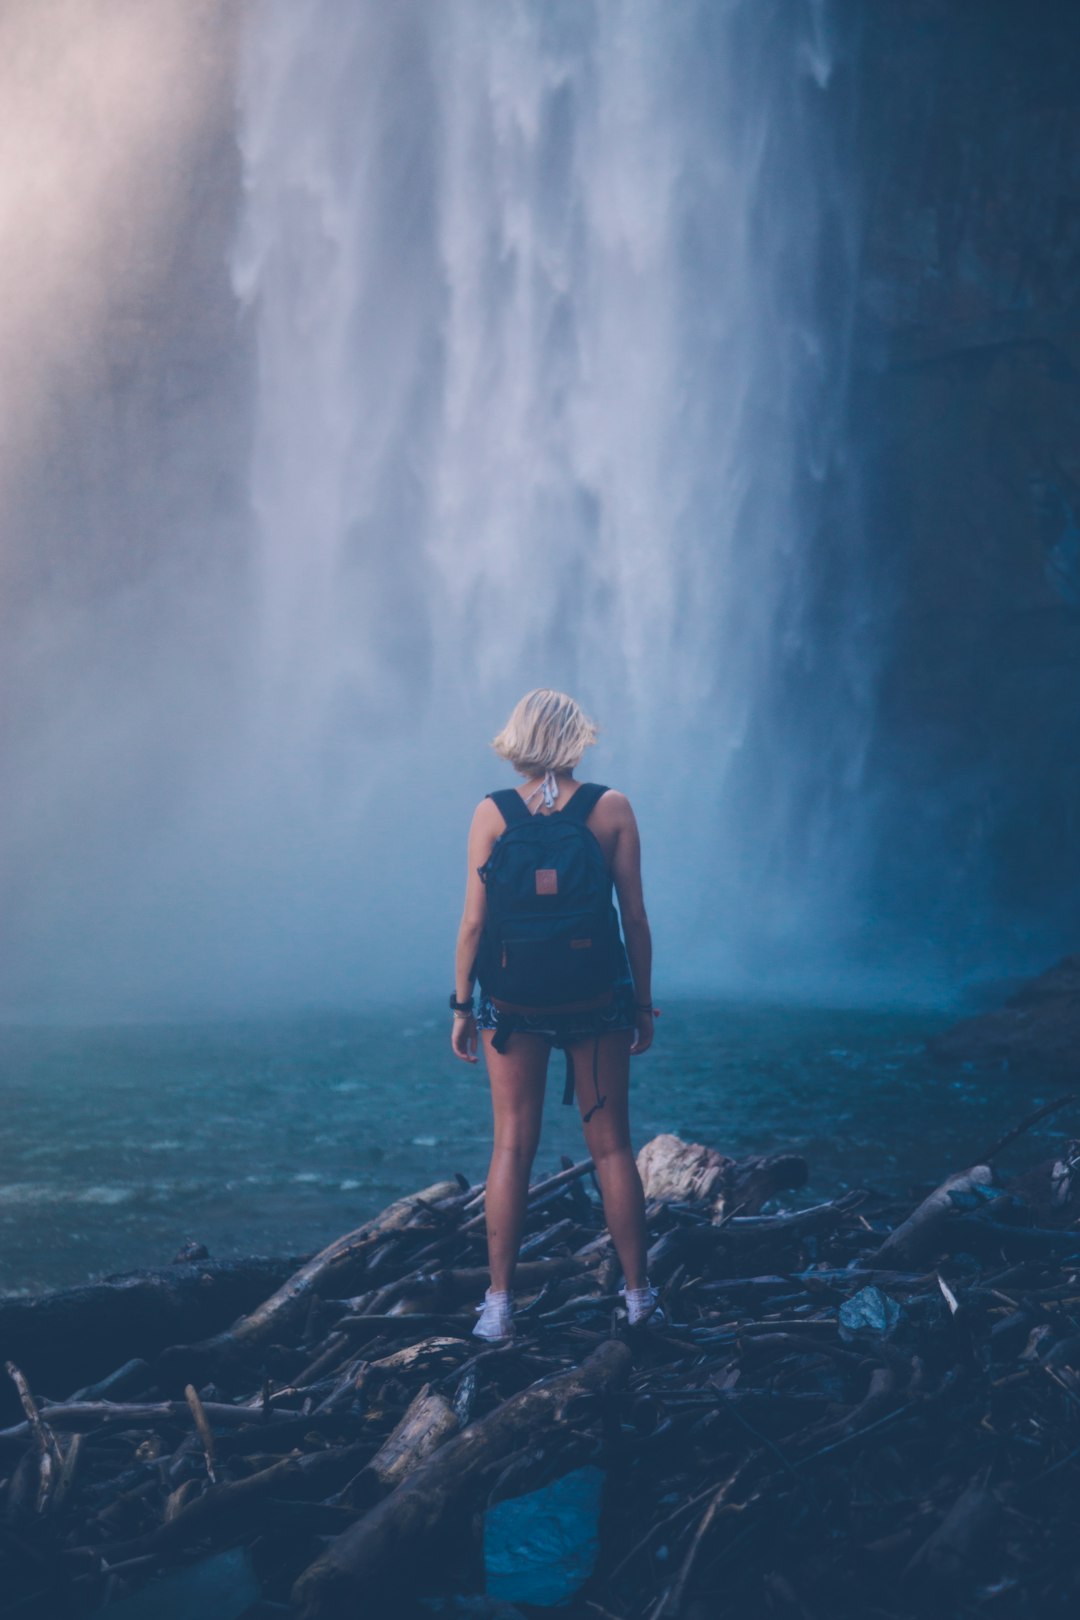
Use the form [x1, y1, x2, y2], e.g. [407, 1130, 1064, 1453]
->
[451, 798, 500, 1063]
[608, 793, 654, 1055]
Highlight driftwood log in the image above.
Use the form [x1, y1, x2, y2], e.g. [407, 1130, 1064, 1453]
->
[873, 1162, 998, 1267]
[156, 1178, 462, 1387]
[4, 1120, 1080, 1618]
[364, 1382, 460, 1492]
[292, 1340, 631, 1618]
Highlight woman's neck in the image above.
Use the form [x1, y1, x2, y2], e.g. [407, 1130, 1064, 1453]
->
[518, 768, 576, 812]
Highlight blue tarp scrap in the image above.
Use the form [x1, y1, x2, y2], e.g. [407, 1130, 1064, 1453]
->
[100, 1545, 259, 1618]
[483, 1463, 606, 1606]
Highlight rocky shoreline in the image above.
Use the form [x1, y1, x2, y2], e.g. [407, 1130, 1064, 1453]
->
[927, 953, 1080, 1076]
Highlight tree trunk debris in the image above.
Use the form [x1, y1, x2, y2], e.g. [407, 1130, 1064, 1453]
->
[3, 1123, 1080, 1617]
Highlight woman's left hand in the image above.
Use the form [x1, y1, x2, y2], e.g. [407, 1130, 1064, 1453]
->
[451, 1013, 479, 1063]
[630, 1009, 654, 1055]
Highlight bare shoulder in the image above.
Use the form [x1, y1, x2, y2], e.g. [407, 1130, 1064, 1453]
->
[592, 787, 635, 827]
[470, 796, 503, 833]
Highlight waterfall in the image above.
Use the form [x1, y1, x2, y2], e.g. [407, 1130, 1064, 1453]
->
[1, 0, 879, 1016]
[222, 0, 875, 1005]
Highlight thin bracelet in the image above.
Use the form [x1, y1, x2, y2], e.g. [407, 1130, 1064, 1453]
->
[452, 1008, 475, 1019]
[635, 1001, 657, 1012]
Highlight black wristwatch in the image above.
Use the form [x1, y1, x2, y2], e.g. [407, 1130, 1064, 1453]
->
[449, 991, 475, 1013]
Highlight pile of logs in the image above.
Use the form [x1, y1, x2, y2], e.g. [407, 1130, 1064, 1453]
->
[3, 1101, 1080, 1619]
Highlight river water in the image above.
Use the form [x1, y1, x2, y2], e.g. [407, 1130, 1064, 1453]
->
[0, 996, 1050, 1296]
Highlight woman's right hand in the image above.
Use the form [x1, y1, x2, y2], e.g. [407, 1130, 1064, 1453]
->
[630, 1009, 654, 1055]
[451, 1013, 478, 1064]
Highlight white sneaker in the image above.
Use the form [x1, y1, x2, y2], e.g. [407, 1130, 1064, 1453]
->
[621, 1284, 666, 1328]
[473, 1288, 514, 1340]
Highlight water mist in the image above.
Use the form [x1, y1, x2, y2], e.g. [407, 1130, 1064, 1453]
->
[2, 1, 877, 1016]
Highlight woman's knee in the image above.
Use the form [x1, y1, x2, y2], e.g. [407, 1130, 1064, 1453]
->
[587, 1129, 635, 1171]
[491, 1129, 540, 1164]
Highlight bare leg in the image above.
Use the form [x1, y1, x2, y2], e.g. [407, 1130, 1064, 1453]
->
[480, 1030, 550, 1292]
[567, 1028, 649, 1290]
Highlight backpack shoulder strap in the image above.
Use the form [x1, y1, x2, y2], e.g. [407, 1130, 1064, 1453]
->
[488, 788, 530, 827]
[560, 782, 608, 822]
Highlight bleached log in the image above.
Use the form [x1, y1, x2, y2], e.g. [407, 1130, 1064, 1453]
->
[367, 1383, 459, 1491]
[366, 1337, 470, 1377]
[637, 1134, 732, 1207]
[636, 1134, 807, 1221]
[874, 1165, 997, 1268]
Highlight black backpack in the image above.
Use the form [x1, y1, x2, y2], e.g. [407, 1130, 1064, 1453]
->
[475, 782, 621, 1014]
[474, 783, 625, 1119]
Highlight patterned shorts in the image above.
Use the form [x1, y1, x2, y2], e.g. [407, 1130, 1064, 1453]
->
[475, 975, 638, 1041]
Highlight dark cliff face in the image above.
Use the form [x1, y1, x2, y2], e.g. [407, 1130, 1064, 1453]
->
[848, 0, 1080, 969]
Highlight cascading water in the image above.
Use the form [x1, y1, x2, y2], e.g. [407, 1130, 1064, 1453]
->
[221, 0, 876, 1006]
[0, 0, 882, 1017]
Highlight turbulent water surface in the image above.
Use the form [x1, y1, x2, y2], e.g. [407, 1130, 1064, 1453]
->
[0, 998, 1054, 1296]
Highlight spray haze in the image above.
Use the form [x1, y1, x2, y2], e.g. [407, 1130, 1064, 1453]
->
[0, 0, 246, 1015]
[0, 2, 210, 471]
[3, 2, 895, 1019]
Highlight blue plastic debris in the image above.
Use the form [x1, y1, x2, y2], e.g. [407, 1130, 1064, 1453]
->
[101, 1545, 259, 1618]
[838, 1284, 903, 1339]
[483, 1464, 605, 1606]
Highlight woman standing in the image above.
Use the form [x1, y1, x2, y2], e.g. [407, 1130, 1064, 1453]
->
[450, 689, 662, 1339]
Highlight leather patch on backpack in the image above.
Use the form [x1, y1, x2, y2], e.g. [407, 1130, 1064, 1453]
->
[535, 869, 558, 895]
[570, 938, 592, 949]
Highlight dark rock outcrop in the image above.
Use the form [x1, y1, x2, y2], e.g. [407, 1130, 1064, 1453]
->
[850, 0, 1080, 956]
[0, 1254, 303, 1426]
[926, 952, 1080, 1072]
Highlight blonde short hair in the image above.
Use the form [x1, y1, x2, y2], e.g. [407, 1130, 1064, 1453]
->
[492, 689, 598, 775]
